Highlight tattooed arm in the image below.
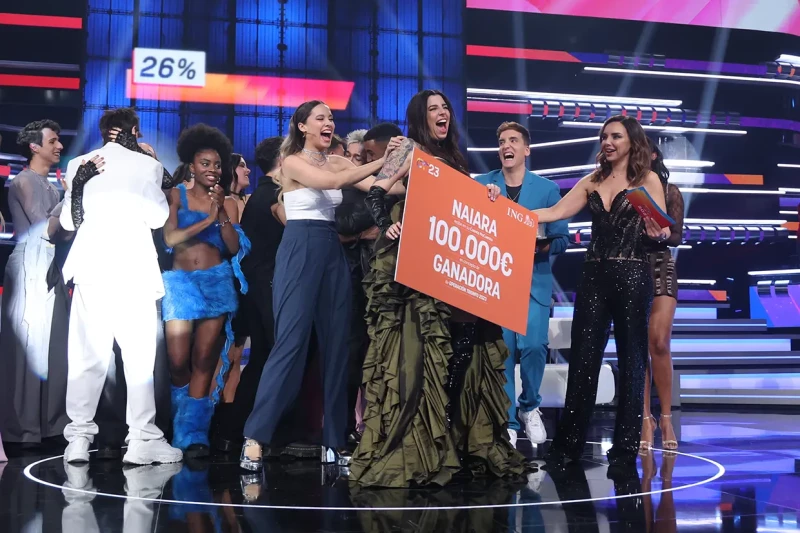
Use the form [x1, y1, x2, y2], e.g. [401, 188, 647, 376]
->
[353, 137, 414, 194]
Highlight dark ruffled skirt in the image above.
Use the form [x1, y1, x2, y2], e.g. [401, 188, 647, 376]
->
[349, 230, 527, 488]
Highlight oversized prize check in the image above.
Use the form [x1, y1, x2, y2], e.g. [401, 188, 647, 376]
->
[395, 149, 538, 334]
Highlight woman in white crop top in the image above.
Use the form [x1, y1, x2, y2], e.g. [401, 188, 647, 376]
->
[240, 100, 406, 472]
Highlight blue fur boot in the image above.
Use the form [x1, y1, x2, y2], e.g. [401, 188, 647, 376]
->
[171, 384, 189, 420]
[174, 396, 214, 458]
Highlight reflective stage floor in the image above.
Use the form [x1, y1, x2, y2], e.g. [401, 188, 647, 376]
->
[1, 410, 798, 532]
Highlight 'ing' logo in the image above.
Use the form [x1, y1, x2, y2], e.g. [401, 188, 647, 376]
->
[507, 206, 536, 228]
[416, 158, 440, 177]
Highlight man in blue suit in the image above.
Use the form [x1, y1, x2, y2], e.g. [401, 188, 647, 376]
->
[475, 122, 569, 448]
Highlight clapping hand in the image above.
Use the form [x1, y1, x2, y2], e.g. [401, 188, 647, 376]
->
[208, 184, 225, 219]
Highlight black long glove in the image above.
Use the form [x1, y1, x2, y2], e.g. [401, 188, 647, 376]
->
[113, 130, 179, 189]
[70, 160, 101, 229]
[365, 186, 392, 233]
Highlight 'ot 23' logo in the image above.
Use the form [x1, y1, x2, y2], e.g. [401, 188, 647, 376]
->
[416, 158, 440, 177]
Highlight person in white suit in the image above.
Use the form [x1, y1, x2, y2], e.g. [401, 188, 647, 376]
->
[60, 108, 182, 465]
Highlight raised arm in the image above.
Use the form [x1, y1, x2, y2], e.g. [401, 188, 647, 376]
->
[59, 160, 78, 232]
[534, 174, 593, 223]
[111, 129, 177, 189]
[356, 138, 414, 194]
[162, 188, 215, 247]
[283, 154, 385, 190]
[542, 185, 569, 256]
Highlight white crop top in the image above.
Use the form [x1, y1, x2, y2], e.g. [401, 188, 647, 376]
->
[283, 188, 343, 222]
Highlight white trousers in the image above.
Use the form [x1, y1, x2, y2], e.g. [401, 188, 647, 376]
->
[63, 284, 162, 443]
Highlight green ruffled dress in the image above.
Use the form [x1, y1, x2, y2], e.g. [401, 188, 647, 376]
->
[349, 203, 528, 488]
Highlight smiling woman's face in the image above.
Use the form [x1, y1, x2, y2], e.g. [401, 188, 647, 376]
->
[426, 94, 451, 141]
[299, 103, 335, 151]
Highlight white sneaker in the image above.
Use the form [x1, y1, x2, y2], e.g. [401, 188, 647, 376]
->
[123, 463, 182, 497]
[64, 437, 91, 464]
[62, 464, 96, 504]
[507, 428, 518, 449]
[123, 438, 183, 465]
[527, 461, 547, 492]
[521, 408, 547, 445]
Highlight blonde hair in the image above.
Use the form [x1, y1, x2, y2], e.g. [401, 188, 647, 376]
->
[346, 129, 367, 145]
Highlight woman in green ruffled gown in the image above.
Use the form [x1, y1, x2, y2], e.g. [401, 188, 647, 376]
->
[349, 90, 529, 488]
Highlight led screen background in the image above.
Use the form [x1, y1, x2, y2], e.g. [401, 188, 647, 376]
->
[81, 0, 465, 179]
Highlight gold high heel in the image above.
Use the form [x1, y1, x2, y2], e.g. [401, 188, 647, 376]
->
[640, 415, 656, 453]
[660, 414, 678, 450]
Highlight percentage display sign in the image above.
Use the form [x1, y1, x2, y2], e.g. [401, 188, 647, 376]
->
[133, 48, 206, 88]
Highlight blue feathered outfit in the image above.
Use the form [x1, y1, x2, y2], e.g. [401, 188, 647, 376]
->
[164, 184, 251, 451]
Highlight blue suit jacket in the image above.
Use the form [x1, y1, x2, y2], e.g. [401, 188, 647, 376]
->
[475, 169, 569, 307]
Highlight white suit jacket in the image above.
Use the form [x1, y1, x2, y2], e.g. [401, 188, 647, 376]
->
[60, 143, 169, 299]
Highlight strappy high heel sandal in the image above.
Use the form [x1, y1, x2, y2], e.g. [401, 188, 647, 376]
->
[240, 438, 263, 472]
[639, 415, 656, 453]
[659, 414, 678, 451]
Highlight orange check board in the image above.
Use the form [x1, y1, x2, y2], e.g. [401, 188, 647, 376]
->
[395, 149, 538, 334]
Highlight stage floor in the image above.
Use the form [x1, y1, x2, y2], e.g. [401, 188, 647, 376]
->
[1, 411, 798, 532]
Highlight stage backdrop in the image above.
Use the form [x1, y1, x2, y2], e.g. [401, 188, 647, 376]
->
[81, 0, 465, 181]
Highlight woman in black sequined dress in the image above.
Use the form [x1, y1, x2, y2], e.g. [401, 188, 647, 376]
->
[533, 116, 671, 468]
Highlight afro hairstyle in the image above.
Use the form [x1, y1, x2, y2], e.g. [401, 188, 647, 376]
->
[176, 124, 234, 192]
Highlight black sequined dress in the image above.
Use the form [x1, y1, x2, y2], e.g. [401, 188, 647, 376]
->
[548, 189, 653, 466]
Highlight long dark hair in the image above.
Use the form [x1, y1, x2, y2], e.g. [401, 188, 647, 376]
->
[406, 89, 467, 173]
[591, 115, 651, 187]
[280, 100, 326, 159]
[647, 138, 670, 187]
[230, 153, 244, 195]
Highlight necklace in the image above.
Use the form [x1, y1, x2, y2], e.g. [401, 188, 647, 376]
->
[505, 182, 522, 202]
[301, 148, 329, 166]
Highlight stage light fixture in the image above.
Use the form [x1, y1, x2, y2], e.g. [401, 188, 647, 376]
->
[466, 88, 682, 106]
[777, 54, 800, 65]
[467, 136, 599, 152]
[778, 164, 800, 169]
[684, 218, 787, 225]
[678, 279, 717, 285]
[559, 122, 747, 135]
[678, 188, 784, 195]
[779, 188, 800, 193]
[749, 268, 800, 276]
[533, 160, 714, 176]
[584, 66, 800, 88]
